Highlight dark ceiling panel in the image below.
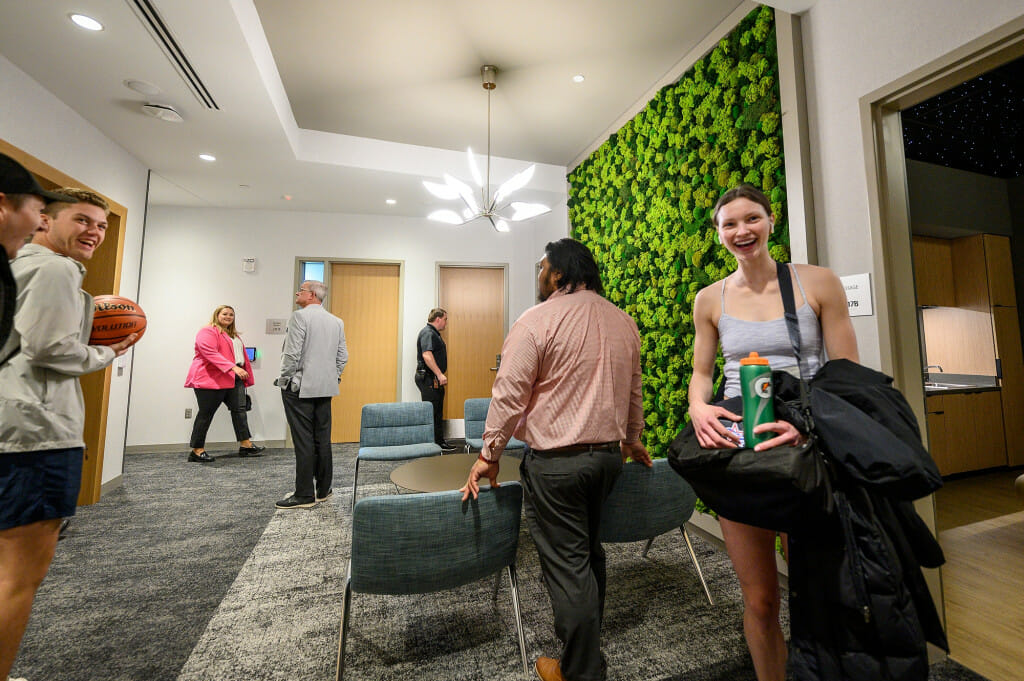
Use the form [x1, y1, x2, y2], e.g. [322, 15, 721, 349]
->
[902, 56, 1024, 178]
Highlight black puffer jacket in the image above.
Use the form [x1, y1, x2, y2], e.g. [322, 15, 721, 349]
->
[774, 363, 948, 681]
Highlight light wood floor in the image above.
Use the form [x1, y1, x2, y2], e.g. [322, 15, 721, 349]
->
[935, 469, 1024, 681]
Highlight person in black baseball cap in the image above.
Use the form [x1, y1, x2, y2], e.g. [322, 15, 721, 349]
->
[0, 152, 73, 259]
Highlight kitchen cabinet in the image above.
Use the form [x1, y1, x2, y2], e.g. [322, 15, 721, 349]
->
[951, 234, 1016, 310]
[924, 395, 949, 471]
[993, 306, 1024, 466]
[925, 391, 1007, 475]
[912, 236, 956, 307]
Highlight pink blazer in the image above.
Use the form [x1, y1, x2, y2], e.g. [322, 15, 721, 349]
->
[184, 325, 255, 390]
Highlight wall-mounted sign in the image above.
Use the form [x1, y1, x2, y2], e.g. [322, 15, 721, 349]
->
[265, 318, 287, 334]
[840, 273, 873, 317]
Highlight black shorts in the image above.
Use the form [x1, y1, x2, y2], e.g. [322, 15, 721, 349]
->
[0, 447, 84, 530]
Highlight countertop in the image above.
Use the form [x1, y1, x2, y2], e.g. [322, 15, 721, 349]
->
[924, 373, 1000, 396]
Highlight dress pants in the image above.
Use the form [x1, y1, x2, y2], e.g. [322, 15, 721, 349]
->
[520, 447, 622, 681]
[189, 377, 250, 448]
[415, 373, 445, 445]
[280, 388, 333, 499]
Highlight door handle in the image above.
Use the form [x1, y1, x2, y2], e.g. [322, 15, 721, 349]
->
[490, 353, 501, 371]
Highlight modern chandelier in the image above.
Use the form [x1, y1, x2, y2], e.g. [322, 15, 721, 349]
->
[423, 65, 550, 232]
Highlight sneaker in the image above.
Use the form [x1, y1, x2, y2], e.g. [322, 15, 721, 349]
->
[440, 440, 459, 452]
[275, 494, 315, 509]
[315, 488, 333, 503]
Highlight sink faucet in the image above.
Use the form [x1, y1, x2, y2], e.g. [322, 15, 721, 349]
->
[926, 365, 943, 373]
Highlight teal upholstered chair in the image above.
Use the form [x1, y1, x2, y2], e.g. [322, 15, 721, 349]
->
[336, 484, 528, 680]
[352, 402, 441, 510]
[600, 458, 714, 605]
[463, 397, 526, 453]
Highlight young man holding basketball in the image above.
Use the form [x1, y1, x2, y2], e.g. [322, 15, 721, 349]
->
[0, 187, 137, 681]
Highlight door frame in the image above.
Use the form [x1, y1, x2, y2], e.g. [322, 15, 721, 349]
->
[859, 13, 1024, 648]
[0, 138, 128, 505]
[294, 256, 405, 401]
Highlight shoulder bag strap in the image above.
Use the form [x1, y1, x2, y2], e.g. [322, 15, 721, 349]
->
[776, 261, 813, 421]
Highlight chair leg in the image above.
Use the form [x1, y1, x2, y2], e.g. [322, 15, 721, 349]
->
[507, 564, 529, 675]
[351, 458, 360, 513]
[336, 576, 353, 681]
[680, 526, 714, 606]
[641, 537, 655, 559]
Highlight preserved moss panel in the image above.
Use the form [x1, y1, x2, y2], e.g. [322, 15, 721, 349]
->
[568, 6, 789, 455]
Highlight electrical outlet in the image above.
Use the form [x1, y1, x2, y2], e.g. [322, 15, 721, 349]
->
[185, 408, 193, 419]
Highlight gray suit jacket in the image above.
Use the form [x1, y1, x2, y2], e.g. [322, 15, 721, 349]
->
[278, 304, 348, 398]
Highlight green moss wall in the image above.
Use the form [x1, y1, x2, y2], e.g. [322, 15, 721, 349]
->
[567, 6, 788, 453]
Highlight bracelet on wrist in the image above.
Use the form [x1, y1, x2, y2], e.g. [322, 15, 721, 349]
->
[478, 453, 492, 464]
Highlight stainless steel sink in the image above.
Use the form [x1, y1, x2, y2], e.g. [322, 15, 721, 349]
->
[925, 382, 980, 389]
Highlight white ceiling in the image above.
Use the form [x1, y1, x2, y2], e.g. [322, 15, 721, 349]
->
[0, 0, 754, 216]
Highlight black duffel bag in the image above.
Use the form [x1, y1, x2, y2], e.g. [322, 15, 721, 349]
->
[667, 394, 834, 533]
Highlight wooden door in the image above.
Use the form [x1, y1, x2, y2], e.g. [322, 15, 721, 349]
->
[329, 262, 401, 442]
[439, 266, 506, 419]
[0, 138, 126, 505]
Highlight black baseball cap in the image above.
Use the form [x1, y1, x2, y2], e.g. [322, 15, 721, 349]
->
[0, 152, 75, 203]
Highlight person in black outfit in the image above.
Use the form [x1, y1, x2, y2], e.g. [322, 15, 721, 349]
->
[0, 153, 72, 350]
[415, 308, 456, 451]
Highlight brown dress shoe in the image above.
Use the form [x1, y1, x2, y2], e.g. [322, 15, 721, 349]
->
[535, 657, 567, 681]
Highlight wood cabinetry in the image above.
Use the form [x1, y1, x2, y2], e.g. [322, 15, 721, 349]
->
[951, 234, 1016, 310]
[912, 236, 956, 307]
[992, 306, 1024, 466]
[925, 391, 1007, 475]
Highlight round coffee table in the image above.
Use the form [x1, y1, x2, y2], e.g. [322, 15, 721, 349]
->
[390, 453, 521, 493]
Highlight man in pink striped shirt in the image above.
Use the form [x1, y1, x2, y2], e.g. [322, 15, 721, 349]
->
[462, 238, 650, 681]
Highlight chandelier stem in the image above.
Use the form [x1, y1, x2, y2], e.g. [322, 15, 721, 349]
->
[486, 85, 491, 208]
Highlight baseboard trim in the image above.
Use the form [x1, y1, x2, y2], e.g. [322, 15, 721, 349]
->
[125, 440, 287, 454]
[100, 474, 123, 494]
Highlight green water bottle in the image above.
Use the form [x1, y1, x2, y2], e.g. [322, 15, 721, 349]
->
[740, 352, 775, 447]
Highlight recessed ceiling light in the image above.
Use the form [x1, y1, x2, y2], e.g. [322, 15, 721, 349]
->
[385, 198, 397, 205]
[69, 14, 103, 31]
[199, 154, 216, 162]
[572, 74, 585, 83]
[124, 79, 161, 96]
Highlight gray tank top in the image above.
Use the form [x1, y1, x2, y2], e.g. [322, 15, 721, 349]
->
[718, 264, 826, 398]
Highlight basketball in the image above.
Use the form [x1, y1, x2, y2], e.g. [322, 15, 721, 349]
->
[90, 295, 146, 346]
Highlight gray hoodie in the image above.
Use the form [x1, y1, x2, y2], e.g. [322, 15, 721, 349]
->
[0, 244, 115, 452]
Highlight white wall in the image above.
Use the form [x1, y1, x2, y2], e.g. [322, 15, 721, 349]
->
[799, 0, 1024, 370]
[0, 55, 149, 484]
[128, 205, 568, 447]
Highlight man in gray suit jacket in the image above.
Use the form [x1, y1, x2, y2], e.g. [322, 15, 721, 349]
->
[275, 280, 348, 509]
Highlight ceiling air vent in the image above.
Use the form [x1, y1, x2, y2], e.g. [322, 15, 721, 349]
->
[125, 0, 219, 110]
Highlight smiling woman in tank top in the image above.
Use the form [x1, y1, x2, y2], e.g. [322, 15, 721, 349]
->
[687, 185, 857, 681]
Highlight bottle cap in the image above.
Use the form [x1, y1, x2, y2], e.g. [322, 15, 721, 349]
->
[740, 351, 769, 366]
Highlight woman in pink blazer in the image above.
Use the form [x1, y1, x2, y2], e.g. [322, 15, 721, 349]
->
[184, 305, 265, 462]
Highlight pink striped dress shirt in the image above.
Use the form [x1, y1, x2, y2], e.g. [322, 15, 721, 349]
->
[480, 287, 645, 461]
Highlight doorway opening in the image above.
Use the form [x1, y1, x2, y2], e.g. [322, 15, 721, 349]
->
[0, 139, 130, 505]
[865, 23, 1024, 681]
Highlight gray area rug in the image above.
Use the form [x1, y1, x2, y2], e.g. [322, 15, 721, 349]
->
[13, 445, 990, 681]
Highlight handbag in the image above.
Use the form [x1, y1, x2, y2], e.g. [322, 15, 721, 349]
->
[667, 261, 834, 533]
